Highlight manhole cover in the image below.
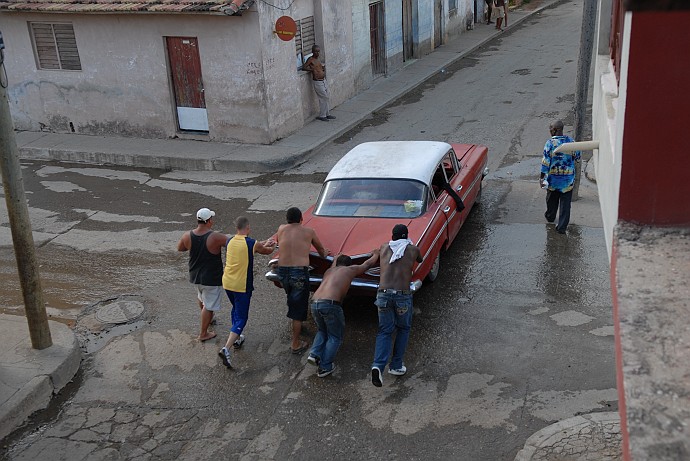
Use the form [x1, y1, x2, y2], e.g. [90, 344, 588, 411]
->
[95, 300, 144, 324]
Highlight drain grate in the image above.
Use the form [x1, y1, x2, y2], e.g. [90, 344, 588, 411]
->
[95, 300, 144, 324]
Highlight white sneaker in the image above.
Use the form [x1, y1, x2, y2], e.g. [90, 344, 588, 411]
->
[233, 334, 245, 350]
[388, 365, 407, 376]
[218, 347, 232, 368]
[371, 367, 383, 387]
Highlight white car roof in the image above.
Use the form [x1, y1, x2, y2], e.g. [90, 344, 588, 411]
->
[325, 141, 453, 185]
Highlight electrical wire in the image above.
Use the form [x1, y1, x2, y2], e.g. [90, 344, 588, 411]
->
[258, 0, 296, 11]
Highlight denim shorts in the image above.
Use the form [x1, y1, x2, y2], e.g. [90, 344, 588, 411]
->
[277, 266, 310, 321]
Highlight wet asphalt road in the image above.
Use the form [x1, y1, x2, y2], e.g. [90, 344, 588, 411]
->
[0, 1, 616, 459]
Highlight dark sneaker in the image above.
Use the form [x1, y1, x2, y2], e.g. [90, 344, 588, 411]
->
[307, 355, 320, 367]
[218, 347, 232, 368]
[371, 367, 383, 387]
[317, 365, 335, 378]
[388, 365, 407, 376]
[233, 334, 245, 350]
[326, 115, 336, 120]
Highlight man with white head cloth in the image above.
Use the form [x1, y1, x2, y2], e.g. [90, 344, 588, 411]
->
[370, 224, 422, 387]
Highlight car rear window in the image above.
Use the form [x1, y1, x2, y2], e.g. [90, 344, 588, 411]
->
[313, 179, 427, 218]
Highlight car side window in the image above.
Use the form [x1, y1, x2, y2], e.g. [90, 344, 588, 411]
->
[443, 151, 459, 179]
[431, 164, 447, 199]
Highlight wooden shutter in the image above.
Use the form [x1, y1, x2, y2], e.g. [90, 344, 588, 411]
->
[295, 16, 315, 68]
[30, 22, 82, 71]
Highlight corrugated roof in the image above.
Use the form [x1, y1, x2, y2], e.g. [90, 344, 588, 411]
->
[0, 0, 250, 13]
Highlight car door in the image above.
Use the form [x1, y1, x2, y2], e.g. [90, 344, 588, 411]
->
[436, 151, 465, 243]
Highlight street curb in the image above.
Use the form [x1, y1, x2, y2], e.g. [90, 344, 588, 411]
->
[514, 412, 621, 461]
[0, 317, 81, 441]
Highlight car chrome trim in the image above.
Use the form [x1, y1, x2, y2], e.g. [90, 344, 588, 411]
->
[266, 270, 422, 293]
[422, 219, 449, 260]
[417, 204, 445, 248]
[483, 167, 489, 177]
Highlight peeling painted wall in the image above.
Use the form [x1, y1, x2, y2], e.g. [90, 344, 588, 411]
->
[1, 13, 278, 143]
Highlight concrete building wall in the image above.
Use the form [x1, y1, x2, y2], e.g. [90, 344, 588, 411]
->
[384, 0, 404, 75]
[417, 0, 435, 55]
[1, 13, 280, 143]
[351, 0, 373, 92]
[446, 0, 475, 40]
[257, 0, 310, 141]
[591, 6, 628, 256]
[317, 0, 355, 108]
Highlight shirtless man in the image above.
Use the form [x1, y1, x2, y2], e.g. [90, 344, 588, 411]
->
[307, 250, 380, 378]
[371, 224, 423, 387]
[303, 45, 335, 122]
[275, 207, 329, 353]
[177, 208, 228, 341]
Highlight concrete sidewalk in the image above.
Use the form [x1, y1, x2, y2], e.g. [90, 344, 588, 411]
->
[0, 314, 81, 440]
[16, 4, 546, 173]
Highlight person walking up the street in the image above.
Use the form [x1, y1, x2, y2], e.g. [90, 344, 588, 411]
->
[275, 207, 330, 354]
[371, 224, 422, 387]
[177, 208, 227, 341]
[307, 250, 380, 378]
[303, 45, 336, 122]
[218, 216, 276, 368]
[492, 0, 506, 30]
[540, 120, 581, 234]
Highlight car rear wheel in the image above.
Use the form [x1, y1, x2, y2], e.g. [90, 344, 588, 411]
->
[475, 180, 483, 205]
[426, 252, 441, 282]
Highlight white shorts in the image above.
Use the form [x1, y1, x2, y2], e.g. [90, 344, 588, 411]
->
[195, 285, 223, 312]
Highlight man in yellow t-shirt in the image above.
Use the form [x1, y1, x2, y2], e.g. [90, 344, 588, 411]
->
[218, 216, 275, 368]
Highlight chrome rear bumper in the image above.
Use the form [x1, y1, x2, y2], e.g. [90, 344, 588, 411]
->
[265, 270, 422, 293]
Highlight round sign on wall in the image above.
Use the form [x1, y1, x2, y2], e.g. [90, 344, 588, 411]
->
[275, 16, 297, 41]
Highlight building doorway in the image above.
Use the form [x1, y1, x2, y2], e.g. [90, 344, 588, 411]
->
[166, 37, 209, 132]
[370, 2, 386, 76]
[402, 0, 414, 61]
[434, 0, 443, 48]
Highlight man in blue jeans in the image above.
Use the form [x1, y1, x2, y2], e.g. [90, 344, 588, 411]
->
[307, 250, 379, 377]
[275, 207, 329, 353]
[371, 224, 423, 387]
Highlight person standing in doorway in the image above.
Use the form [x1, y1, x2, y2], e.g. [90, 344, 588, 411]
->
[540, 120, 581, 234]
[485, 0, 493, 24]
[275, 207, 329, 354]
[218, 216, 276, 368]
[177, 208, 227, 341]
[371, 224, 422, 388]
[307, 250, 380, 378]
[303, 45, 336, 122]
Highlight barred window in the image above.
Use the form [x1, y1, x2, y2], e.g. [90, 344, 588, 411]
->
[295, 16, 315, 70]
[29, 22, 82, 71]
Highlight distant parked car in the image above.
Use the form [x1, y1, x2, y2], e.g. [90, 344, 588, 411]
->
[266, 141, 489, 296]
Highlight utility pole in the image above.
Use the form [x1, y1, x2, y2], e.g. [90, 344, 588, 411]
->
[0, 42, 53, 350]
[572, 0, 597, 201]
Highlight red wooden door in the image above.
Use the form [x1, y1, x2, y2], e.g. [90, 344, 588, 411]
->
[166, 37, 208, 132]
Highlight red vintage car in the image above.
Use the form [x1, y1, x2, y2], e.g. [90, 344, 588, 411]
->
[266, 141, 488, 296]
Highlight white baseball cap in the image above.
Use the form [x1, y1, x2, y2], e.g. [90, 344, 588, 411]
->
[196, 208, 215, 221]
